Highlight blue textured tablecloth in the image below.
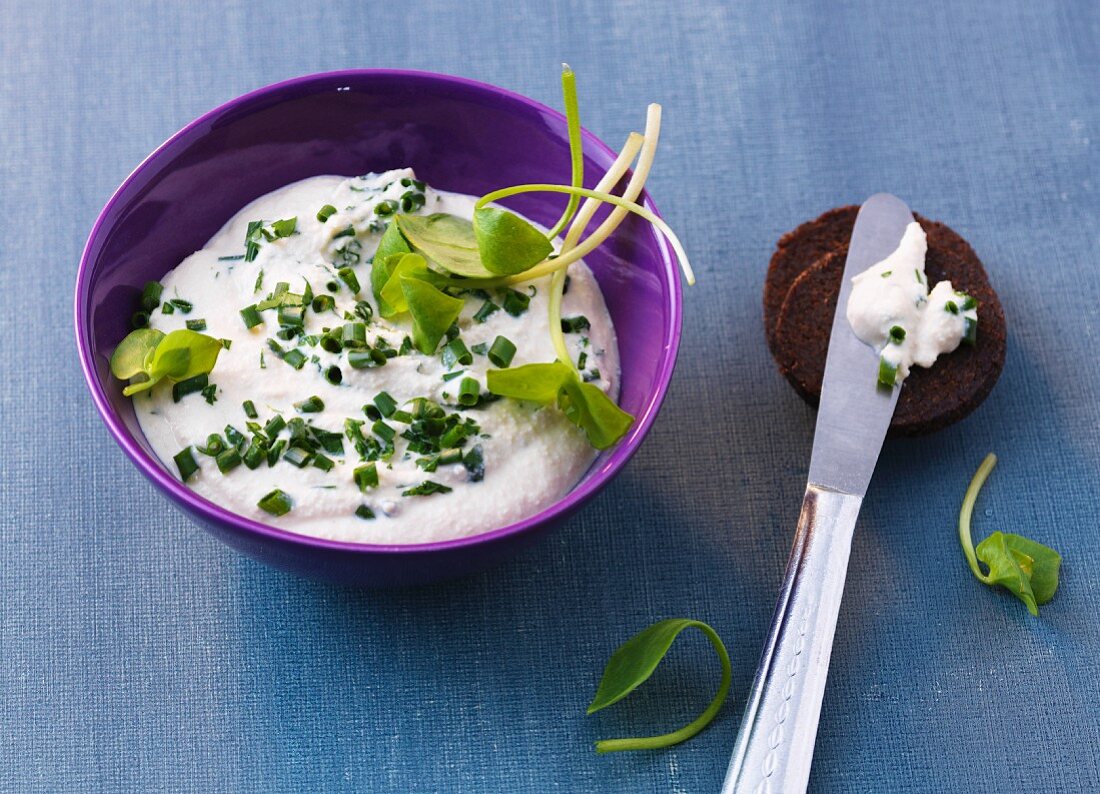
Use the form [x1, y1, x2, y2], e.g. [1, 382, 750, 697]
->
[3, 1, 1099, 791]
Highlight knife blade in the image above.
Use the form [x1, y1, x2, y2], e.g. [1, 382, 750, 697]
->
[721, 194, 913, 794]
[808, 193, 911, 496]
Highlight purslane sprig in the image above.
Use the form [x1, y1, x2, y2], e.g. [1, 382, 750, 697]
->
[110, 328, 224, 397]
[587, 619, 731, 753]
[958, 452, 1061, 616]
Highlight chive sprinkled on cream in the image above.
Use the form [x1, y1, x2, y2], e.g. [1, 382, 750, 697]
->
[294, 395, 325, 413]
[354, 463, 379, 491]
[173, 447, 199, 481]
[488, 336, 516, 368]
[560, 315, 591, 333]
[257, 489, 293, 516]
[316, 204, 337, 223]
[240, 305, 263, 329]
[458, 377, 480, 406]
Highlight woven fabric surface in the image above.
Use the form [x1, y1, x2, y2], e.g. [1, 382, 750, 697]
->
[2, 1, 1099, 791]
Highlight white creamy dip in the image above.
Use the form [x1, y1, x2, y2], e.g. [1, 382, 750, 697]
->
[133, 170, 620, 544]
[846, 222, 977, 384]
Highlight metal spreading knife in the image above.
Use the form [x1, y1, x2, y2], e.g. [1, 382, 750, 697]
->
[721, 194, 913, 794]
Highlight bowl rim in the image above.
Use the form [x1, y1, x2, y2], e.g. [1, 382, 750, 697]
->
[74, 68, 683, 555]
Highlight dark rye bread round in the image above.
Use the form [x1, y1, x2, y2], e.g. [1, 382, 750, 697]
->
[768, 209, 1006, 436]
[763, 206, 982, 354]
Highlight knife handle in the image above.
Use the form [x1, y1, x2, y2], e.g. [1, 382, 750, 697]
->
[721, 485, 863, 794]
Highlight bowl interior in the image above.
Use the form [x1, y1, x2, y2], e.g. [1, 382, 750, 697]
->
[76, 70, 680, 550]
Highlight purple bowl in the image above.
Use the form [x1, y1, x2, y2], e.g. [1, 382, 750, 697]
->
[74, 70, 683, 586]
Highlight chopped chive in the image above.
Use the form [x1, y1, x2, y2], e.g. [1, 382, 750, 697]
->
[311, 294, 336, 313]
[458, 377, 480, 406]
[914, 269, 925, 284]
[242, 438, 266, 469]
[201, 384, 218, 404]
[374, 199, 398, 217]
[243, 400, 258, 419]
[283, 446, 312, 468]
[323, 365, 341, 386]
[264, 415, 286, 437]
[337, 267, 361, 294]
[889, 325, 906, 343]
[173, 447, 199, 482]
[372, 420, 395, 442]
[442, 370, 466, 382]
[294, 395, 325, 413]
[440, 448, 464, 466]
[169, 299, 192, 314]
[266, 439, 286, 467]
[878, 356, 898, 388]
[582, 368, 601, 383]
[215, 448, 242, 474]
[963, 317, 978, 346]
[398, 336, 413, 356]
[342, 323, 368, 348]
[488, 336, 516, 368]
[355, 504, 376, 520]
[373, 391, 398, 417]
[471, 342, 489, 356]
[390, 409, 414, 424]
[961, 294, 977, 311]
[312, 452, 335, 472]
[257, 488, 293, 516]
[463, 444, 484, 482]
[880, 270, 892, 278]
[140, 281, 163, 312]
[200, 434, 225, 456]
[224, 424, 245, 448]
[442, 338, 472, 368]
[354, 462, 379, 491]
[186, 318, 207, 332]
[401, 480, 453, 497]
[333, 224, 356, 239]
[945, 300, 959, 315]
[240, 304, 263, 329]
[473, 300, 499, 323]
[161, 302, 175, 315]
[560, 315, 590, 333]
[316, 204, 338, 223]
[501, 289, 530, 317]
[283, 348, 307, 370]
[577, 351, 588, 370]
[270, 217, 297, 238]
[172, 374, 208, 403]
[131, 311, 149, 329]
[353, 300, 373, 322]
[218, 254, 245, 262]
[278, 305, 304, 328]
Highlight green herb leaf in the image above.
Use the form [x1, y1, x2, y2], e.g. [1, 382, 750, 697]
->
[378, 253, 435, 317]
[371, 221, 413, 315]
[486, 362, 633, 449]
[109, 328, 164, 380]
[401, 276, 465, 355]
[958, 453, 1061, 616]
[557, 378, 634, 450]
[486, 361, 573, 404]
[395, 213, 491, 278]
[149, 329, 224, 381]
[472, 206, 553, 276]
[587, 619, 731, 753]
